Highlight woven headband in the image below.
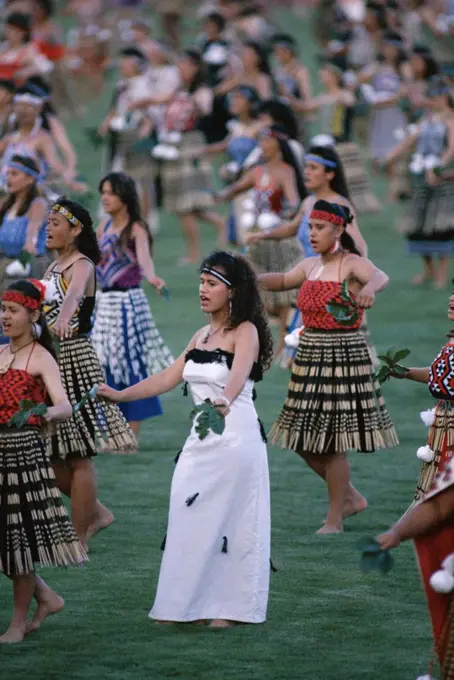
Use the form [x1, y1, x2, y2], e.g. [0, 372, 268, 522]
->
[260, 127, 289, 141]
[8, 161, 40, 179]
[51, 204, 83, 229]
[305, 153, 337, 169]
[201, 267, 232, 287]
[310, 209, 344, 226]
[2, 279, 45, 310]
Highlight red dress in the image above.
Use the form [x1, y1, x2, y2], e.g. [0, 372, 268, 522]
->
[297, 279, 363, 330]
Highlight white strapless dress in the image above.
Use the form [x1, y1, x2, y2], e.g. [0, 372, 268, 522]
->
[149, 349, 270, 623]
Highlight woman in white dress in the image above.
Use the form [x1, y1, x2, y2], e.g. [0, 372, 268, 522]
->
[98, 250, 273, 628]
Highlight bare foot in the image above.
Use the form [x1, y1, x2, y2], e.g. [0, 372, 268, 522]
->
[192, 620, 208, 625]
[209, 619, 234, 628]
[155, 620, 175, 625]
[177, 257, 199, 267]
[411, 273, 430, 286]
[87, 508, 114, 542]
[433, 279, 447, 290]
[316, 523, 343, 535]
[26, 593, 64, 634]
[343, 493, 368, 520]
[0, 626, 26, 643]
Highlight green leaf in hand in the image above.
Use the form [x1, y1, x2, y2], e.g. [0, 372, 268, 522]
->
[19, 251, 33, 267]
[357, 536, 394, 575]
[375, 347, 410, 384]
[9, 400, 48, 428]
[190, 400, 226, 440]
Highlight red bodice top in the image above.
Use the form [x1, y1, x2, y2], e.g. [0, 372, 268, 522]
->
[254, 167, 284, 214]
[165, 92, 198, 133]
[297, 280, 363, 331]
[0, 344, 47, 426]
[429, 344, 454, 401]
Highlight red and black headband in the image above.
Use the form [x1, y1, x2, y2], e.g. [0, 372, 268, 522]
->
[2, 279, 45, 310]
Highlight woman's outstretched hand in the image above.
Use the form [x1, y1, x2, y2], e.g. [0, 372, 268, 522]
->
[376, 528, 400, 550]
[98, 383, 123, 402]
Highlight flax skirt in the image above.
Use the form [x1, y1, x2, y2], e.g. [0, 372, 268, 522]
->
[49, 336, 136, 462]
[270, 328, 398, 455]
[414, 400, 454, 502]
[0, 428, 86, 576]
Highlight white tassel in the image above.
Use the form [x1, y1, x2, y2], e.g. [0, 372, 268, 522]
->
[420, 408, 436, 427]
[416, 445, 435, 463]
[441, 553, 454, 575]
[159, 131, 181, 145]
[39, 278, 58, 304]
[285, 326, 304, 349]
[152, 144, 179, 160]
[429, 569, 454, 593]
[310, 134, 335, 148]
[257, 212, 280, 231]
[242, 197, 255, 212]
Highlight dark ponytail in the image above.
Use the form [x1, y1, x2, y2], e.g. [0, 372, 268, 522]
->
[332, 203, 361, 255]
[5, 280, 57, 360]
[53, 196, 101, 265]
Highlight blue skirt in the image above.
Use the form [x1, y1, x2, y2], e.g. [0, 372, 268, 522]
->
[105, 367, 163, 422]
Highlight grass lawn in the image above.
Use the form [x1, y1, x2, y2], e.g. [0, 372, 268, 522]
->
[0, 8, 450, 680]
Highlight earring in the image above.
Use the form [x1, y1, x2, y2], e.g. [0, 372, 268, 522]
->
[330, 239, 340, 255]
[32, 322, 42, 339]
[228, 298, 232, 315]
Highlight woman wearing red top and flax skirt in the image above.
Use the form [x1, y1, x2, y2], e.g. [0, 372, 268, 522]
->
[259, 200, 398, 534]
[0, 279, 85, 644]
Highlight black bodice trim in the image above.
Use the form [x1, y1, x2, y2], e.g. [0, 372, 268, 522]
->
[185, 348, 263, 383]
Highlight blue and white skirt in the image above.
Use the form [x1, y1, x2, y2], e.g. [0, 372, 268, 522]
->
[92, 287, 174, 422]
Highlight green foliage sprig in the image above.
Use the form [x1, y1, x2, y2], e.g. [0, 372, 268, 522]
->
[190, 399, 226, 440]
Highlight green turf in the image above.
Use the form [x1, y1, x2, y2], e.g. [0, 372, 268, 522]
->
[0, 9, 450, 680]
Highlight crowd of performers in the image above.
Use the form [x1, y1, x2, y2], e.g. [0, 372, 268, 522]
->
[0, 1, 454, 679]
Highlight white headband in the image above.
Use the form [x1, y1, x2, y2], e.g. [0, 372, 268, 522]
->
[14, 94, 43, 107]
[201, 267, 232, 287]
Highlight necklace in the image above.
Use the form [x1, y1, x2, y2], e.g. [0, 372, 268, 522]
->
[0, 340, 34, 374]
[202, 324, 224, 344]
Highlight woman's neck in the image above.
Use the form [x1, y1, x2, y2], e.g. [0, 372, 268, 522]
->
[315, 186, 339, 201]
[110, 207, 129, 231]
[210, 309, 229, 327]
[238, 111, 252, 124]
[11, 188, 28, 211]
[320, 248, 343, 265]
[56, 244, 79, 262]
[10, 331, 34, 353]
[19, 121, 36, 136]
[326, 83, 341, 95]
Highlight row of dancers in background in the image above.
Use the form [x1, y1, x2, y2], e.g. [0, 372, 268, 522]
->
[1, 187, 453, 679]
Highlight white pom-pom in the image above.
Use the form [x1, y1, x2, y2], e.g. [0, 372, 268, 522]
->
[240, 212, 256, 231]
[310, 134, 335, 148]
[39, 278, 58, 304]
[203, 44, 228, 65]
[430, 569, 454, 593]
[441, 553, 454, 575]
[408, 124, 419, 136]
[6, 259, 31, 277]
[416, 445, 435, 463]
[410, 153, 425, 174]
[109, 116, 126, 132]
[420, 408, 436, 427]
[285, 326, 304, 348]
[424, 155, 440, 170]
[257, 212, 280, 231]
[242, 197, 255, 212]
[394, 128, 405, 141]
[152, 144, 179, 160]
[415, 675, 435, 680]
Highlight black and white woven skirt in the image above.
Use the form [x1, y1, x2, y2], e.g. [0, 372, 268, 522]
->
[270, 328, 398, 455]
[49, 336, 137, 462]
[337, 142, 381, 214]
[247, 238, 301, 309]
[0, 427, 87, 576]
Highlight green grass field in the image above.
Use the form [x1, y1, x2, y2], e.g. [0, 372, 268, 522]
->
[0, 8, 450, 680]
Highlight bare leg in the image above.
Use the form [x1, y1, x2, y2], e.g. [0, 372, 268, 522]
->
[0, 573, 35, 643]
[70, 459, 98, 551]
[276, 307, 290, 358]
[161, 12, 181, 51]
[299, 452, 366, 522]
[179, 213, 200, 264]
[53, 460, 113, 546]
[27, 575, 64, 633]
[195, 210, 227, 247]
[317, 452, 351, 533]
[129, 421, 141, 438]
[434, 255, 449, 289]
[412, 255, 433, 285]
[210, 619, 235, 628]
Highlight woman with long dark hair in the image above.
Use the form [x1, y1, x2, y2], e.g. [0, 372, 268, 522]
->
[216, 41, 274, 100]
[92, 172, 173, 437]
[99, 251, 272, 628]
[259, 200, 397, 534]
[0, 154, 50, 295]
[43, 197, 136, 551]
[216, 125, 306, 357]
[0, 278, 85, 643]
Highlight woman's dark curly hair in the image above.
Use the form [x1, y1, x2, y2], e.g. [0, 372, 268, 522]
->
[200, 251, 273, 373]
[52, 196, 101, 265]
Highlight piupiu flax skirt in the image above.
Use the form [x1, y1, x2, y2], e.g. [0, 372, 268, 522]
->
[247, 238, 301, 309]
[0, 428, 86, 576]
[269, 328, 398, 455]
[414, 400, 454, 502]
[49, 336, 136, 462]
